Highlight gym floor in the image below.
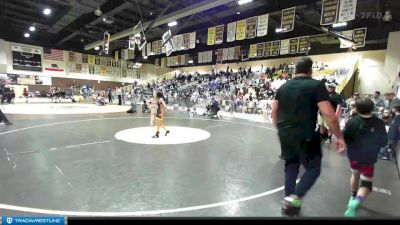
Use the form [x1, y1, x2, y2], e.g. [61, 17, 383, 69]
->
[0, 108, 399, 217]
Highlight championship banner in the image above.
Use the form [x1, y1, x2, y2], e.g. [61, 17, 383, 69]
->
[227, 22, 236, 42]
[207, 51, 213, 63]
[189, 32, 196, 49]
[353, 27, 367, 47]
[155, 58, 160, 67]
[162, 45, 166, 54]
[198, 52, 203, 64]
[88, 55, 95, 65]
[174, 56, 179, 66]
[236, 20, 247, 41]
[233, 47, 241, 60]
[223, 48, 228, 61]
[289, 38, 299, 54]
[11, 43, 42, 72]
[181, 55, 186, 66]
[298, 36, 310, 53]
[114, 51, 119, 61]
[100, 66, 108, 76]
[74, 52, 82, 63]
[257, 14, 269, 37]
[163, 30, 174, 56]
[157, 40, 163, 54]
[215, 25, 224, 45]
[257, 43, 264, 57]
[207, 27, 216, 45]
[339, 30, 354, 48]
[177, 35, 184, 51]
[183, 33, 190, 50]
[95, 56, 101, 65]
[82, 64, 89, 74]
[147, 43, 152, 55]
[217, 49, 224, 62]
[338, 0, 357, 22]
[321, 0, 339, 25]
[264, 42, 272, 57]
[271, 41, 280, 56]
[249, 44, 257, 58]
[280, 39, 290, 55]
[281, 7, 295, 32]
[82, 54, 88, 64]
[246, 17, 257, 39]
[228, 47, 235, 60]
[172, 36, 178, 51]
[161, 57, 167, 67]
[202, 51, 208, 63]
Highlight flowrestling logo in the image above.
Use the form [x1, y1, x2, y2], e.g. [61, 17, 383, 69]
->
[1, 217, 65, 225]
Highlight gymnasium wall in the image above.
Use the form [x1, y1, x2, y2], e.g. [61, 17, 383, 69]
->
[141, 49, 390, 95]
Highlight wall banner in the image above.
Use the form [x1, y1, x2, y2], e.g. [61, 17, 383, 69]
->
[289, 38, 299, 54]
[353, 27, 367, 47]
[271, 41, 280, 56]
[217, 49, 224, 62]
[257, 14, 269, 37]
[249, 44, 257, 58]
[338, 0, 357, 22]
[207, 27, 216, 45]
[236, 20, 247, 41]
[246, 17, 257, 39]
[183, 33, 190, 50]
[227, 22, 236, 42]
[298, 36, 310, 53]
[256, 43, 264, 57]
[222, 48, 228, 61]
[228, 47, 235, 60]
[281, 7, 296, 32]
[321, 0, 340, 25]
[189, 32, 196, 49]
[264, 42, 272, 57]
[215, 25, 225, 44]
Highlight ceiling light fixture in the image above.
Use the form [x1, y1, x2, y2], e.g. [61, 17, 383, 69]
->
[275, 28, 284, 33]
[94, 46, 100, 50]
[24, 33, 30, 38]
[332, 22, 347, 28]
[143, 56, 148, 59]
[238, 0, 253, 5]
[168, 21, 177, 27]
[29, 26, 36, 32]
[188, 60, 194, 64]
[43, 8, 52, 15]
[237, 11, 241, 15]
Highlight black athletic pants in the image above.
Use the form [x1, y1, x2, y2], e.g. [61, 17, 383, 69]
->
[279, 131, 322, 198]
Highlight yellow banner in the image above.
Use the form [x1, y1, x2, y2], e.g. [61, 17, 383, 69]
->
[88, 55, 95, 65]
[249, 44, 257, 58]
[114, 51, 119, 61]
[207, 27, 216, 45]
[236, 19, 247, 40]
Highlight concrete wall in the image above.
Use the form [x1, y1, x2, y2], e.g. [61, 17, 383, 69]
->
[384, 31, 400, 92]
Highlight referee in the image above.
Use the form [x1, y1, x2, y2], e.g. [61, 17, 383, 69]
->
[272, 57, 345, 216]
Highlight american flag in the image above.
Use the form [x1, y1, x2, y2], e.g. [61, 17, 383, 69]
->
[44, 48, 64, 61]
